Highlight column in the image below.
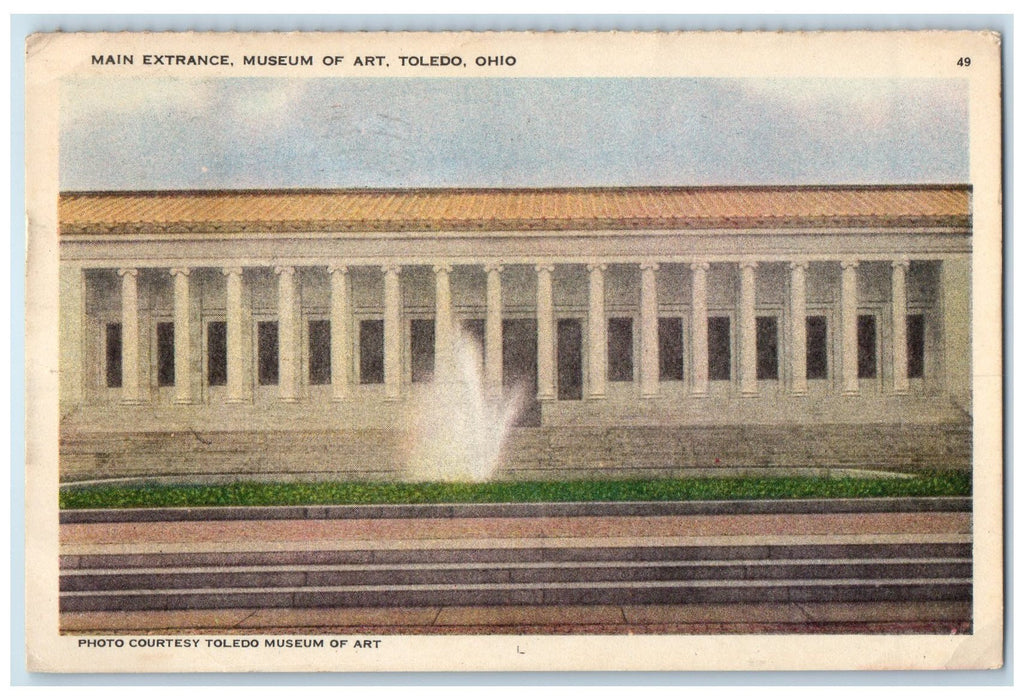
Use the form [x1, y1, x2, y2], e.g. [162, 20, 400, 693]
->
[690, 262, 709, 396]
[484, 263, 503, 398]
[941, 257, 971, 410]
[841, 259, 860, 396]
[640, 261, 659, 398]
[587, 263, 607, 399]
[891, 258, 910, 395]
[223, 266, 246, 403]
[536, 264, 555, 400]
[433, 264, 454, 384]
[276, 266, 300, 402]
[117, 268, 141, 404]
[789, 261, 809, 396]
[171, 267, 193, 404]
[383, 265, 402, 401]
[328, 264, 351, 401]
[738, 261, 758, 396]
[59, 264, 85, 407]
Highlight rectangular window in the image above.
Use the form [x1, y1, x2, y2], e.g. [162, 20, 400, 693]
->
[308, 319, 331, 385]
[708, 316, 731, 381]
[207, 321, 227, 386]
[806, 316, 828, 379]
[359, 319, 384, 384]
[410, 319, 435, 383]
[907, 314, 925, 378]
[557, 318, 583, 400]
[156, 322, 175, 387]
[607, 317, 634, 382]
[461, 318, 486, 356]
[258, 321, 279, 385]
[502, 318, 538, 399]
[755, 316, 779, 380]
[658, 317, 684, 381]
[105, 322, 122, 388]
[857, 314, 877, 379]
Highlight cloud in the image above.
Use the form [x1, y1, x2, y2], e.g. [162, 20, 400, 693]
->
[61, 77, 216, 125]
[218, 80, 312, 129]
[59, 77, 969, 190]
[734, 78, 967, 139]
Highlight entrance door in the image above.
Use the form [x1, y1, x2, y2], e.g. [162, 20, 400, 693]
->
[502, 319, 540, 426]
[557, 318, 583, 401]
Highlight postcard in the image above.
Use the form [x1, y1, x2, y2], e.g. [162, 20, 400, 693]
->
[24, 30, 1003, 672]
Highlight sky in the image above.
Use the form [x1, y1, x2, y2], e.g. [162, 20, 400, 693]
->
[59, 77, 969, 191]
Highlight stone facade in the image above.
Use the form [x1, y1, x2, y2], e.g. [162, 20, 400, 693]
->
[58, 186, 973, 481]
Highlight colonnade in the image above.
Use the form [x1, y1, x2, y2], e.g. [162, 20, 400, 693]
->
[107, 257, 920, 405]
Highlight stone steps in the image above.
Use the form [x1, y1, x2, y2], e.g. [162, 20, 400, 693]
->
[59, 422, 972, 482]
[62, 559, 971, 591]
[58, 497, 973, 523]
[59, 540, 972, 613]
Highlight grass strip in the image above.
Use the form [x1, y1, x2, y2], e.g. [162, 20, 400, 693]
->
[60, 471, 971, 509]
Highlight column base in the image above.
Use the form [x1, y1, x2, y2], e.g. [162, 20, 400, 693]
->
[893, 387, 910, 396]
[225, 398, 248, 405]
[173, 398, 193, 405]
[740, 391, 759, 398]
[690, 389, 708, 398]
[279, 397, 300, 404]
[587, 393, 606, 401]
[640, 391, 659, 399]
[119, 399, 144, 406]
[842, 389, 860, 397]
[331, 395, 349, 403]
[789, 389, 808, 397]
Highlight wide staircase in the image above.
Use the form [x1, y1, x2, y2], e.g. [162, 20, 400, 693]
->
[60, 522, 971, 614]
[60, 422, 972, 483]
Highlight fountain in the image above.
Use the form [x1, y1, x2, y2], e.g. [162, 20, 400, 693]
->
[407, 326, 524, 482]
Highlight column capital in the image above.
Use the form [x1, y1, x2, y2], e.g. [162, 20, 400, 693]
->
[586, 262, 608, 273]
[169, 267, 191, 278]
[689, 261, 710, 272]
[432, 264, 453, 275]
[535, 264, 555, 274]
[639, 261, 660, 272]
[117, 267, 138, 279]
[840, 259, 860, 270]
[891, 257, 911, 271]
[273, 265, 295, 277]
[739, 260, 759, 271]
[788, 260, 810, 271]
[484, 262, 504, 274]
[222, 266, 243, 277]
[382, 264, 402, 275]
[327, 263, 348, 275]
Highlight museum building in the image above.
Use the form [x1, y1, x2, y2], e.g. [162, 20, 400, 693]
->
[57, 186, 972, 481]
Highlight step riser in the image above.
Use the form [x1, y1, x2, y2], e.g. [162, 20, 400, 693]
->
[60, 583, 973, 612]
[61, 543, 972, 570]
[59, 498, 973, 524]
[61, 562, 972, 592]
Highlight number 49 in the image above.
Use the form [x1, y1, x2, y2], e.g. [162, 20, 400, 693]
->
[957, 56, 972, 67]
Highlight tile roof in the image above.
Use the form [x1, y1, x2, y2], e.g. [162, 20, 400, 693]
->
[59, 186, 971, 235]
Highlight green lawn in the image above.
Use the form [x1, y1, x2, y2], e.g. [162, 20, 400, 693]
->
[59, 471, 971, 509]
